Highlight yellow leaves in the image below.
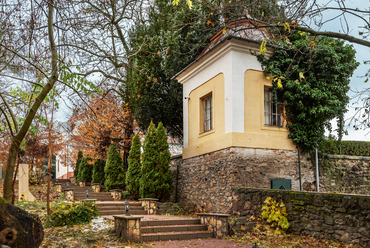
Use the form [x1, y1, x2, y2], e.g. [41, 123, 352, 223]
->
[298, 31, 305, 36]
[329, 41, 335, 45]
[299, 72, 305, 81]
[260, 40, 267, 55]
[222, 29, 226, 34]
[266, 76, 270, 80]
[309, 41, 316, 47]
[186, 0, 192, 8]
[273, 76, 284, 89]
[172, 0, 179, 6]
[284, 22, 290, 32]
[62, 205, 65, 209]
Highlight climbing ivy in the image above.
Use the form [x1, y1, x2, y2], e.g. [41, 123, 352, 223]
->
[257, 31, 359, 153]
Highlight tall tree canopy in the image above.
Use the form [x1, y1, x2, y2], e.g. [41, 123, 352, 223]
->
[123, 0, 219, 139]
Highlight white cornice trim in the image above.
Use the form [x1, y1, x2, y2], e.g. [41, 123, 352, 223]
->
[176, 38, 273, 84]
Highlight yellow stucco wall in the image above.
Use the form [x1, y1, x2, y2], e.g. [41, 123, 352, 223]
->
[183, 70, 295, 159]
[186, 73, 226, 157]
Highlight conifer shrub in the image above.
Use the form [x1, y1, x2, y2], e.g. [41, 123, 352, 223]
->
[153, 122, 173, 201]
[140, 121, 174, 201]
[79, 157, 93, 182]
[140, 121, 158, 198]
[126, 134, 141, 199]
[92, 159, 106, 185]
[105, 143, 125, 191]
[74, 151, 83, 181]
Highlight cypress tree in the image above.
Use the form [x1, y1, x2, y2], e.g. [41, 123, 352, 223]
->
[74, 151, 83, 181]
[153, 122, 173, 201]
[105, 143, 125, 191]
[92, 159, 106, 185]
[140, 120, 158, 198]
[126, 134, 141, 199]
[79, 157, 93, 182]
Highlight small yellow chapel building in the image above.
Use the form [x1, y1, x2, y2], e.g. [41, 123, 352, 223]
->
[172, 19, 315, 214]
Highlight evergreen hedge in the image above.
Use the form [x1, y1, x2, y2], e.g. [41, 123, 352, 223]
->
[92, 159, 106, 185]
[74, 151, 83, 181]
[79, 157, 93, 182]
[153, 122, 173, 201]
[126, 134, 142, 199]
[323, 140, 370, 156]
[105, 143, 125, 191]
[140, 121, 158, 198]
[140, 121, 174, 201]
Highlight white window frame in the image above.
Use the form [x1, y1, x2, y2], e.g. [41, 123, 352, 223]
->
[264, 88, 282, 127]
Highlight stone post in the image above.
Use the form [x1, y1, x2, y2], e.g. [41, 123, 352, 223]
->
[64, 190, 74, 202]
[109, 189, 123, 201]
[139, 198, 158, 215]
[79, 181, 86, 187]
[55, 183, 62, 193]
[91, 183, 101, 192]
[70, 177, 76, 185]
[196, 213, 230, 238]
[114, 215, 143, 242]
[18, 164, 36, 201]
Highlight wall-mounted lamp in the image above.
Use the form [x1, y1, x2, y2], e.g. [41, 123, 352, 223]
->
[184, 96, 190, 100]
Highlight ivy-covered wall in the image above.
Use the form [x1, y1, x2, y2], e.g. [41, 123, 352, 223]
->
[233, 188, 370, 246]
[319, 155, 370, 194]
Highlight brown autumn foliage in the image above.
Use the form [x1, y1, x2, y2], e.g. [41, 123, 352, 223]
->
[70, 94, 134, 161]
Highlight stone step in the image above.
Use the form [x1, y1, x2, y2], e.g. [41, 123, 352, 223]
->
[99, 210, 147, 215]
[141, 231, 213, 242]
[95, 202, 142, 207]
[74, 192, 112, 195]
[75, 196, 114, 201]
[97, 206, 144, 211]
[141, 224, 208, 234]
[142, 219, 201, 227]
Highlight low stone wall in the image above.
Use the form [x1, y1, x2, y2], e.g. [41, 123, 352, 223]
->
[233, 187, 370, 246]
[319, 155, 370, 194]
[170, 147, 313, 213]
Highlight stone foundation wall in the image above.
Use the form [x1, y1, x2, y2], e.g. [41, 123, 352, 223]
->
[170, 147, 314, 214]
[319, 155, 370, 194]
[233, 188, 370, 246]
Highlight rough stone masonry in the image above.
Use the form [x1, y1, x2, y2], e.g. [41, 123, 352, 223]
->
[170, 147, 315, 214]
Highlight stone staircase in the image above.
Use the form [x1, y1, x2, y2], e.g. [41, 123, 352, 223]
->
[96, 202, 147, 215]
[141, 219, 213, 242]
[58, 180, 115, 201]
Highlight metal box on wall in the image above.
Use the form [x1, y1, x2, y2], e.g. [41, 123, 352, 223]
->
[270, 179, 292, 190]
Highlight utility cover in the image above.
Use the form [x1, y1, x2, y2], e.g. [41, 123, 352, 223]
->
[271, 179, 292, 190]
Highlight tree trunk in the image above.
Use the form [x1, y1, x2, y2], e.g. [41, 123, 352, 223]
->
[0, 197, 44, 247]
[11, 153, 20, 205]
[3, 142, 20, 202]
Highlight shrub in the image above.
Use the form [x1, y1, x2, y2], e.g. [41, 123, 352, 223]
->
[140, 121, 174, 201]
[74, 151, 83, 181]
[126, 134, 141, 199]
[152, 122, 173, 201]
[261, 197, 290, 234]
[78, 157, 93, 182]
[140, 121, 158, 198]
[46, 201, 99, 227]
[92, 159, 106, 185]
[105, 143, 125, 191]
[323, 140, 370, 156]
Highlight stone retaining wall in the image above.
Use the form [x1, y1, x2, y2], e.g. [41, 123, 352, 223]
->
[170, 147, 314, 213]
[319, 155, 370, 194]
[232, 187, 370, 246]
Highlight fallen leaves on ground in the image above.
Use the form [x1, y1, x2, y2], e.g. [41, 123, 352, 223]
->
[41, 220, 146, 248]
[225, 231, 365, 248]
